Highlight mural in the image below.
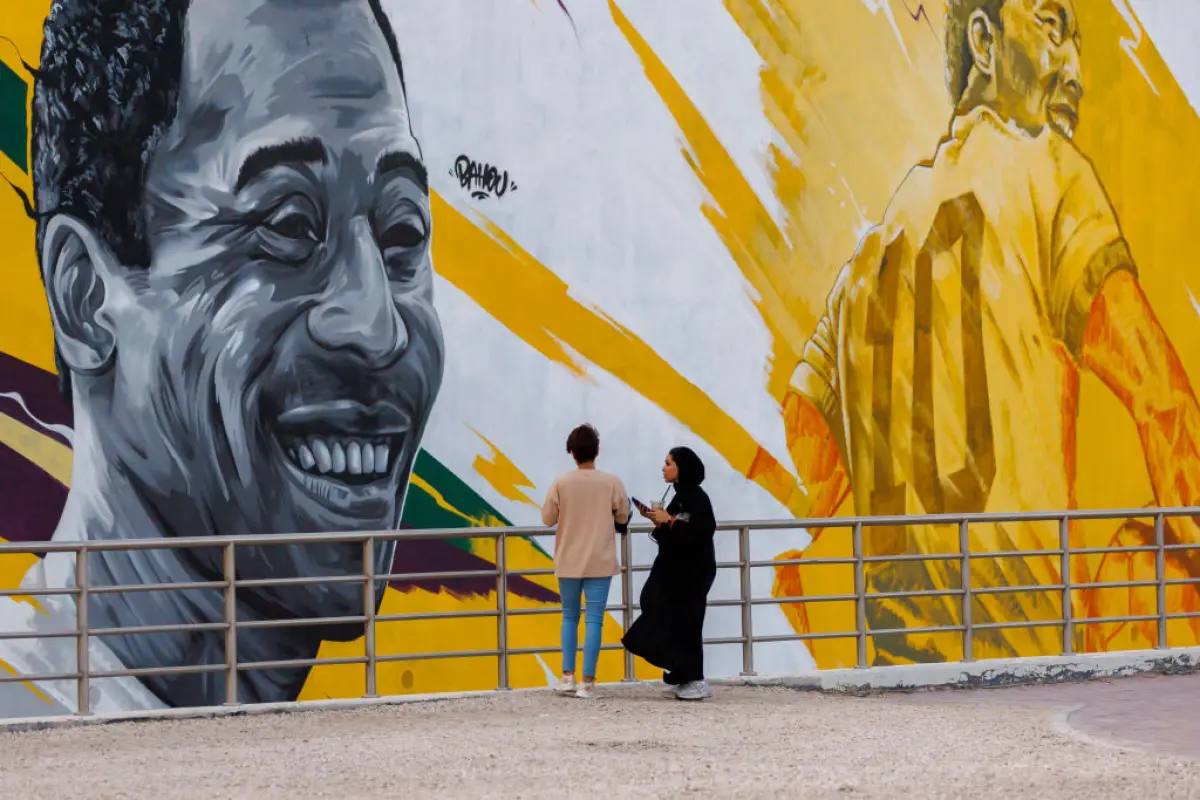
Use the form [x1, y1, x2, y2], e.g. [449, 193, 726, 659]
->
[1, 0, 1199, 716]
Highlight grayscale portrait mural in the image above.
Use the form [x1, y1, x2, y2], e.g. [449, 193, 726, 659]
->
[0, 0, 444, 714]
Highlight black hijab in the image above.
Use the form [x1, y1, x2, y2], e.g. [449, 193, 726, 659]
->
[666, 447, 716, 535]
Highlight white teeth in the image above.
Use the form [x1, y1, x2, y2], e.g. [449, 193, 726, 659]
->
[312, 439, 333, 473]
[298, 445, 316, 470]
[289, 437, 393, 477]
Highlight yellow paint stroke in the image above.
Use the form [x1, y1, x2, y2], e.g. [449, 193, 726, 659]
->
[609, 0, 814, 401]
[431, 191, 807, 515]
[0, 412, 71, 486]
[408, 474, 500, 529]
[301, 579, 660, 700]
[0, 544, 43, 612]
[0, 0, 56, 373]
[0, 657, 52, 705]
[470, 429, 538, 507]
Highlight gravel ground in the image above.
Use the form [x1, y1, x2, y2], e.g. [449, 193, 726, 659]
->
[1, 682, 1197, 799]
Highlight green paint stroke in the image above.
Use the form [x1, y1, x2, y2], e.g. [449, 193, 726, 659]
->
[0, 60, 27, 172]
[404, 450, 549, 558]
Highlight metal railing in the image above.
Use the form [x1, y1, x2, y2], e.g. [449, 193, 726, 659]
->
[1, 505, 1199, 719]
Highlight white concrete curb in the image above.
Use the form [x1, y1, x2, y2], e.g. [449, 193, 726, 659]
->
[3, 646, 1197, 733]
[712, 646, 1200, 693]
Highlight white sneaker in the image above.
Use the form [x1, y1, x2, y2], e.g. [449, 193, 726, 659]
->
[661, 686, 679, 698]
[675, 680, 712, 701]
[554, 675, 577, 695]
[575, 681, 596, 699]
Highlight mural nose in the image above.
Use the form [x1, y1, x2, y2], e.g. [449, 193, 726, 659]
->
[308, 275, 409, 367]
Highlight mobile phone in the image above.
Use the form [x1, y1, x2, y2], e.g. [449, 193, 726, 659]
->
[631, 496, 648, 511]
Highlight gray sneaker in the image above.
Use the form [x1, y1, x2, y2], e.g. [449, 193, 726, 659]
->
[675, 680, 712, 701]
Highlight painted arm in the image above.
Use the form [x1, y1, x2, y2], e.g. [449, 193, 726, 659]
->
[781, 264, 854, 524]
[781, 389, 849, 523]
[1081, 269, 1200, 566]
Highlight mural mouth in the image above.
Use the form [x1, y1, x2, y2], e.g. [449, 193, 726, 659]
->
[1048, 103, 1078, 140]
[274, 400, 409, 488]
[281, 434, 403, 484]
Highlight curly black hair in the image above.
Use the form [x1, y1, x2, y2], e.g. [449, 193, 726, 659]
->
[30, 0, 407, 399]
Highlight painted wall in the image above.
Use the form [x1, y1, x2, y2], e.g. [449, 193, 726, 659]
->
[1, 0, 1199, 716]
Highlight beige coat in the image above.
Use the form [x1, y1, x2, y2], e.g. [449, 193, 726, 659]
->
[541, 469, 631, 578]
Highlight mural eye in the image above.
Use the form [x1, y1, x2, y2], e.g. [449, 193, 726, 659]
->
[1038, 13, 1064, 44]
[379, 213, 429, 281]
[257, 196, 323, 263]
[267, 211, 319, 242]
[381, 219, 426, 250]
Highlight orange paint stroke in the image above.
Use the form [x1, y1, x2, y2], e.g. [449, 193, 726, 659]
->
[470, 428, 539, 507]
[609, 0, 818, 402]
[430, 192, 807, 515]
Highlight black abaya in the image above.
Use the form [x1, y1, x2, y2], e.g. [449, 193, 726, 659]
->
[622, 453, 717, 684]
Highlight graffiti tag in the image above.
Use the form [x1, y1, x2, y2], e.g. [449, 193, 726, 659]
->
[452, 155, 517, 201]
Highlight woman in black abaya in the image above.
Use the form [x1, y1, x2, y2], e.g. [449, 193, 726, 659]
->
[622, 446, 717, 701]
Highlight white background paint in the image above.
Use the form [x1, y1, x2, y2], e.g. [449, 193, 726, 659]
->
[385, 0, 1200, 678]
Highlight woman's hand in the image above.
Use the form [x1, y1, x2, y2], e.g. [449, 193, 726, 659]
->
[647, 508, 672, 526]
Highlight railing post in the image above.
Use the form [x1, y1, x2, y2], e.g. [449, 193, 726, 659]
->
[853, 522, 867, 669]
[75, 545, 90, 716]
[496, 530, 510, 691]
[738, 525, 756, 676]
[223, 542, 238, 706]
[621, 530, 635, 682]
[959, 519, 973, 662]
[1155, 514, 1168, 650]
[1059, 516, 1074, 656]
[363, 537, 378, 698]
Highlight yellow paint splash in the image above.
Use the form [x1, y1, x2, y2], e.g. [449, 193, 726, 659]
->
[0, 545, 44, 612]
[301, 579, 659, 700]
[470, 429, 538, 507]
[0, 412, 71, 486]
[0, 657, 52, 705]
[609, 0, 817, 401]
[0, 1, 56, 373]
[431, 192, 807, 515]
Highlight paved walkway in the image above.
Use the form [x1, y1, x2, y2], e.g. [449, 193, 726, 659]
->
[894, 671, 1200, 761]
[0, 676, 1197, 798]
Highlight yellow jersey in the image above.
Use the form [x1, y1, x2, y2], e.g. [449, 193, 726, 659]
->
[792, 107, 1133, 663]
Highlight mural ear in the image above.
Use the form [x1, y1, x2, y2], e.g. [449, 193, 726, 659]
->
[40, 215, 119, 377]
[967, 9, 996, 77]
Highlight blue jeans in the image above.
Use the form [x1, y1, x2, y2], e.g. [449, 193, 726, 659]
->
[558, 576, 613, 678]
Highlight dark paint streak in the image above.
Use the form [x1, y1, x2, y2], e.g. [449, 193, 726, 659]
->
[391, 533, 558, 603]
[554, 0, 579, 41]
[0, 442, 67, 543]
[900, 0, 937, 39]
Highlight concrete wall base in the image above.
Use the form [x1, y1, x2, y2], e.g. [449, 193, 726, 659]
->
[715, 646, 1200, 694]
[4, 647, 1198, 733]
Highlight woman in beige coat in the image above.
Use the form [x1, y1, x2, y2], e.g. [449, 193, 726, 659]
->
[541, 424, 630, 698]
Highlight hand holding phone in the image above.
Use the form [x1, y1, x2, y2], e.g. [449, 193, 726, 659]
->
[631, 497, 651, 517]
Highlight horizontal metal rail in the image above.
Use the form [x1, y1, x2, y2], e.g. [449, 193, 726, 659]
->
[0, 505, 1197, 720]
